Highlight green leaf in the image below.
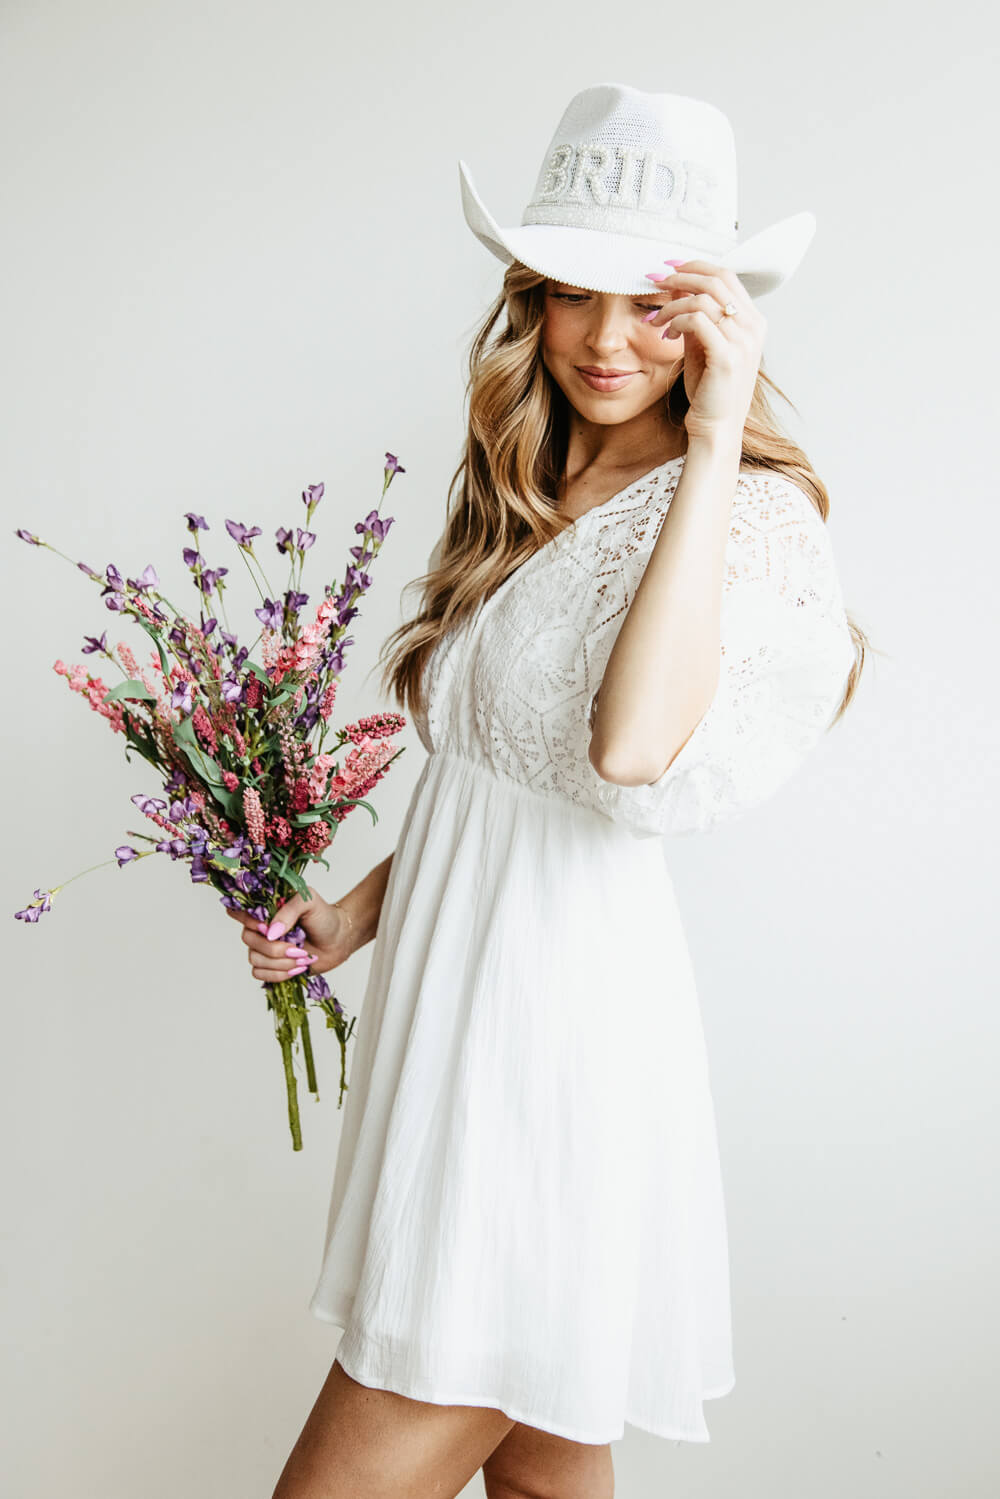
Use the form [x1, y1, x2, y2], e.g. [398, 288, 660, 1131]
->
[283, 865, 312, 901]
[104, 679, 157, 704]
[246, 661, 271, 684]
[209, 851, 242, 870]
[133, 615, 171, 679]
[170, 713, 235, 811]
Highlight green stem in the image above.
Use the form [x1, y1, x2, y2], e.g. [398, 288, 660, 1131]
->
[299, 1003, 318, 1096]
[242, 545, 278, 603]
[238, 548, 268, 605]
[279, 1018, 302, 1152]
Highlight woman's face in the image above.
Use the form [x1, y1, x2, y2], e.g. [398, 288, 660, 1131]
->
[540, 279, 681, 426]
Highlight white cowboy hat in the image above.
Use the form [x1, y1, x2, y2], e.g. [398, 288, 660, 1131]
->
[459, 82, 816, 299]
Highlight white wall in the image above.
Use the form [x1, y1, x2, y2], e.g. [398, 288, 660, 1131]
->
[2, 2, 997, 1495]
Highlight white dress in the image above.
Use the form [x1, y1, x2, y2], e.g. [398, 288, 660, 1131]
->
[308, 457, 855, 1445]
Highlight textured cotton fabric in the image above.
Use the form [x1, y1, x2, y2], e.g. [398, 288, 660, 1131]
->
[308, 459, 855, 1444]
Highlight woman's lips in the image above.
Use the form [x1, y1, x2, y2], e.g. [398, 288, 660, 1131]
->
[576, 367, 639, 392]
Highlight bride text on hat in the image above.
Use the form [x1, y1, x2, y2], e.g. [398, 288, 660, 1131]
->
[536, 141, 718, 229]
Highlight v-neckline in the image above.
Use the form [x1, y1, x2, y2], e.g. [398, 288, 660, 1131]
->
[475, 453, 687, 625]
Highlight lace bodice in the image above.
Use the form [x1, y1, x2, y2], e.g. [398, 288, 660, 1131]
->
[410, 458, 855, 837]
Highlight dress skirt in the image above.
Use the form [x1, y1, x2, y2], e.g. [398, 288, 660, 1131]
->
[308, 746, 735, 1445]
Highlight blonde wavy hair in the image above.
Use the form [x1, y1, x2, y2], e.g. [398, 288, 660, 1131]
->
[378, 260, 870, 730]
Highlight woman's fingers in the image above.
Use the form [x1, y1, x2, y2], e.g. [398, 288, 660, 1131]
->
[237, 921, 315, 978]
[646, 263, 755, 323]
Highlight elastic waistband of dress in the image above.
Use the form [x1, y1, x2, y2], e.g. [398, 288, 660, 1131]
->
[423, 746, 662, 851]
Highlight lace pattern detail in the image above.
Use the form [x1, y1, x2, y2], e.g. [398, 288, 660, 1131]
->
[413, 463, 854, 837]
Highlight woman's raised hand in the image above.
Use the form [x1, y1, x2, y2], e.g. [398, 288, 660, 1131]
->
[224, 885, 355, 983]
[643, 259, 766, 446]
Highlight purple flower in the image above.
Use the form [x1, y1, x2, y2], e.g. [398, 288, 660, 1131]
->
[102, 564, 126, 594]
[115, 846, 139, 867]
[171, 681, 194, 715]
[198, 566, 227, 594]
[77, 561, 102, 579]
[275, 526, 293, 554]
[131, 793, 167, 815]
[183, 547, 201, 567]
[284, 588, 309, 613]
[221, 676, 243, 704]
[15, 528, 40, 545]
[225, 519, 262, 547]
[295, 528, 316, 552]
[155, 838, 188, 859]
[356, 511, 393, 542]
[220, 628, 239, 649]
[13, 888, 54, 924]
[104, 595, 126, 612]
[305, 973, 331, 999]
[201, 617, 217, 637]
[127, 563, 159, 593]
[82, 631, 108, 654]
[184, 512, 210, 531]
[384, 452, 406, 477]
[302, 482, 324, 507]
[254, 597, 283, 630]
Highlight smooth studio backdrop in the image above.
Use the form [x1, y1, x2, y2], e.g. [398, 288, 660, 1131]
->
[2, 2, 997, 1496]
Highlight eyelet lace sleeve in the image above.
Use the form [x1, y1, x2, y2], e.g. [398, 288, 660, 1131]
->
[587, 473, 856, 838]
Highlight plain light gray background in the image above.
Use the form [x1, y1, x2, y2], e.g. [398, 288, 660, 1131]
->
[3, 2, 998, 1495]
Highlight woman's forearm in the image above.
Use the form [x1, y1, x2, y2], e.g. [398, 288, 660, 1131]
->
[588, 434, 743, 787]
[335, 851, 394, 954]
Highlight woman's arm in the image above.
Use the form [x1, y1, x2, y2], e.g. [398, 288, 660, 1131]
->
[334, 849, 395, 955]
[588, 433, 743, 787]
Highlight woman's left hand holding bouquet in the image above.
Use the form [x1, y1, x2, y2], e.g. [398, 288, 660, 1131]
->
[225, 884, 355, 982]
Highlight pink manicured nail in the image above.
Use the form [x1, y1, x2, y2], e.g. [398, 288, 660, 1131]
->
[266, 921, 286, 941]
[660, 323, 674, 339]
[284, 946, 310, 959]
[641, 309, 659, 323]
[645, 270, 667, 281]
[288, 963, 308, 977]
[663, 258, 686, 266]
[255, 922, 267, 934]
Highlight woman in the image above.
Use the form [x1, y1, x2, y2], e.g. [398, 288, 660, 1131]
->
[228, 83, 867, 1499]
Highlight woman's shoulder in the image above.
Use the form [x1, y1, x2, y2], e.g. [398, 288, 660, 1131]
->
[733, 464, 817, 514]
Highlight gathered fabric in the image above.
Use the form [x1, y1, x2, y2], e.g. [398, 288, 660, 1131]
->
[308, 460, 854, 1443]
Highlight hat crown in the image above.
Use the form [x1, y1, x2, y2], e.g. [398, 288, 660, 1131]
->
[522, 83, 739, 252]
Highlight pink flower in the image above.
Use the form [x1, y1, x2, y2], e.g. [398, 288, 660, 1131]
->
[192, 706, 218, 753]
[242, 785, 267, 846]
[116, 642, 139, 677]
[319, 681, 338, 721]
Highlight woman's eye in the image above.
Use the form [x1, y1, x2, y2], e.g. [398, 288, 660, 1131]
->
[551, 293, 665, 312]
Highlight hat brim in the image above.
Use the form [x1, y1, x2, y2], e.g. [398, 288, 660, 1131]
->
[459, 158, 816, 300]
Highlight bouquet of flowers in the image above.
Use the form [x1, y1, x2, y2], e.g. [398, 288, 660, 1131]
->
[13, 452, 407, 1150]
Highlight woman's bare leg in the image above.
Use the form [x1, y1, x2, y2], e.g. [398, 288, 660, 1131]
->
[271, 1356, 517, 1499]
[482, 1422, 615, 1499]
